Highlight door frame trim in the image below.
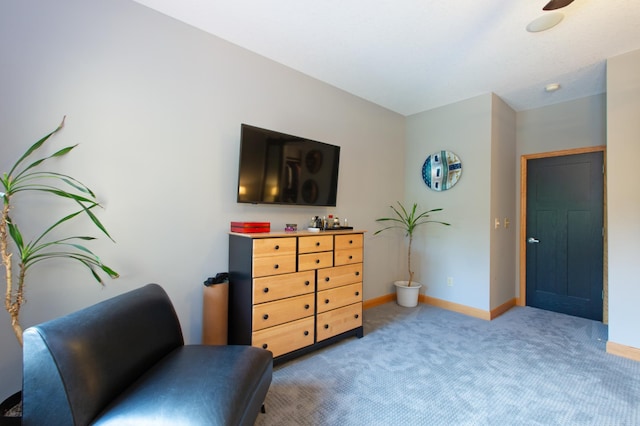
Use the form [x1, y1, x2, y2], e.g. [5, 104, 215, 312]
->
[518, 146, 606, 307]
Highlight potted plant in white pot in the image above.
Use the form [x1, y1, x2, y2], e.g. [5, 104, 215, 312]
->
[1, 117, 119, 421]
[375, 202, 449, 307]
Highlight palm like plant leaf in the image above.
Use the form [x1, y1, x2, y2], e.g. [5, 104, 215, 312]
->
[1, 117, 118, 345]
[375, 202, 449, 286]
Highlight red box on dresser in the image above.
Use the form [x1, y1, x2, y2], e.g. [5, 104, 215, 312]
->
[230, 222, 271, 233]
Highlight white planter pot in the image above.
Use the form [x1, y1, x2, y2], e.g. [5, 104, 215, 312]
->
[394, 281, 422, 307]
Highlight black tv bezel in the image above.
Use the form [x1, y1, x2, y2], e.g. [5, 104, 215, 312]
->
[236, 124, 340, 207]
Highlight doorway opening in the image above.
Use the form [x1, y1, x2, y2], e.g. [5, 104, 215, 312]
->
[518, 146, 607, 322]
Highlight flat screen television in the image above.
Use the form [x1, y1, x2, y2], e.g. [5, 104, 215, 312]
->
[237, 124, 340, 206]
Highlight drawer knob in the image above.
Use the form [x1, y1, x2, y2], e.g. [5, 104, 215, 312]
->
[315, 242, 320, 246]
[355, 314, 359, 319]
[262, 343, 268, 349]
[263, 314, 269, 320]
[263, 287, 269, 293]
[349, 255, 353, 259]
[325, 277, 330, 282]
[325, 299, 330, 304]
[274, 264, 279, 269]
[324, 324, 329, 329]
[304, 280, 310, 286]
[274, 245, 280, 250]
[355, 271, 360, 276]
[349, 240, 353, 244]
[355, 291, 360, 296]
[304, 330, 309, 336]
[315, 259, 320, 264]
[304, 304, 310, 309]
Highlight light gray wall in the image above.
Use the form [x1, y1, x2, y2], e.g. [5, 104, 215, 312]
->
[516, 94, 606, 157]
[403, 93, 517, 313]
[0, 0, 405, 398]
[606, 48, 640, 349]
[490, 95, 517, 309]
[403, 94, 492, 310]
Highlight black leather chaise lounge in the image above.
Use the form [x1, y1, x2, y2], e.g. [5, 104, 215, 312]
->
[22, 283, 272, 425]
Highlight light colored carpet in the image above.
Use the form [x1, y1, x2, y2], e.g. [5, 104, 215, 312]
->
[255, 302, 640, 425]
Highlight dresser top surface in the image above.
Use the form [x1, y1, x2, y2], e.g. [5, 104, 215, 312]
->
[229, 229, 366, 239]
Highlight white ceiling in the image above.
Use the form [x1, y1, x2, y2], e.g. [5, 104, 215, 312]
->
[132, 0, 640, 116]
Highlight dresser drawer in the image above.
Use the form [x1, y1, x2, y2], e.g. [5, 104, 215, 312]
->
[298, 235, 334, 253]
[252, 316, 315, 358]
[334, 247, 363, 266]
[253, 270, 315, 304]
[253, 253, 296, 277]
[335, 234, 363, 250]
[252, 293, 315, 331]
[317, 283, 362, 313]
[316, 303, 362, 342]
[253, 237, 297, 257]
[298, 251, 334, 271]
[318, 263, 363, 291]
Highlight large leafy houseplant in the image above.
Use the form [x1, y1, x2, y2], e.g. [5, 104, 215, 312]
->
[1, 117, 118, 345]
[375, 202, 449, 287]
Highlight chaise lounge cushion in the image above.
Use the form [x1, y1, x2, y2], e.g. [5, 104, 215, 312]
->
[93, 345, 272, 426]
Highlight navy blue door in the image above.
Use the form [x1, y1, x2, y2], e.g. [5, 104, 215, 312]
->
[526, 151, 604, 321]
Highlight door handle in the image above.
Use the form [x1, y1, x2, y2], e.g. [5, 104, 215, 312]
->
[527, 237, 540, 244]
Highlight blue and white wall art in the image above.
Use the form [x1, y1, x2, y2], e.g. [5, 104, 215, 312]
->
[422, 150, 462, 191]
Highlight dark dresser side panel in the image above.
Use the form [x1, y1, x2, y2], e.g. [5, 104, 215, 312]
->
[228, 235, 253, 345]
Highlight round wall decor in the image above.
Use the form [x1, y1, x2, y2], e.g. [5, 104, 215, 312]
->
[422, 150, 462, 191]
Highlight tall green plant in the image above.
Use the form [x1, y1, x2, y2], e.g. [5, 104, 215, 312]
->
[1, 117, 118, 345]
[375, 202, 449, 287]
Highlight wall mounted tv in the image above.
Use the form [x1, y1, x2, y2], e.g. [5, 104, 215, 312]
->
[237, 124, 340, 206]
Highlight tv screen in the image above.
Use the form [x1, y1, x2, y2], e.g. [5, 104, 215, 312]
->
[237, 124, 340, 206]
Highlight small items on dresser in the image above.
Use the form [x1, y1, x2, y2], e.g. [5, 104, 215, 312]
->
[309, 216, 323, 230]
[308, 215, 353, 231]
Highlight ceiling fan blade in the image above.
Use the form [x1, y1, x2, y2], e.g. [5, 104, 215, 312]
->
[543, 0, 575, 10]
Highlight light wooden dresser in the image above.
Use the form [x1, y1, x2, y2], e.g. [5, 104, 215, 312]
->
[227, 230, 364, 363]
